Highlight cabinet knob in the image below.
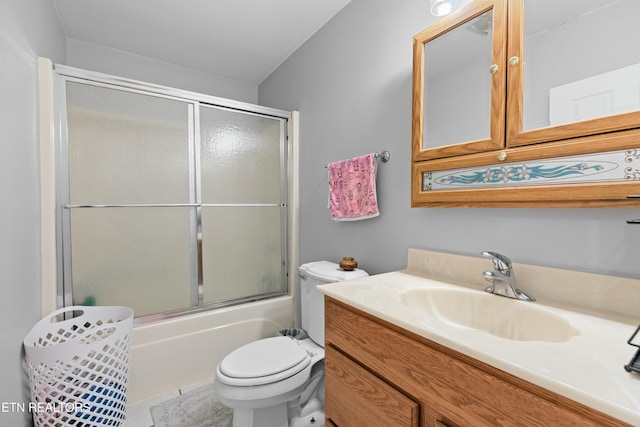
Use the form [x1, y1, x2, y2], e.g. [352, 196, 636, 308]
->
[489, 64, 499, 74]
[497, 151, 507, 161]
[508, 56, 520, 67]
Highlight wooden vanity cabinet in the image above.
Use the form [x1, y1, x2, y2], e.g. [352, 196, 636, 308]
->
[325, 345, 419, 427]
[412, 0, 640, 207]
[324, 297, 630, 427]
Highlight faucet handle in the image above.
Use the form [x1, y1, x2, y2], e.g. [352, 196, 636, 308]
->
[481, 251, 512, 272]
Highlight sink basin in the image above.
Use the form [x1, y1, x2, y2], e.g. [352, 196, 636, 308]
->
[399, 288, 579, 343]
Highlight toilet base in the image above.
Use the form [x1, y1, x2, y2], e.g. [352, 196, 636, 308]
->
[232, 402, 288, 427]
[290, 409, 325, 427]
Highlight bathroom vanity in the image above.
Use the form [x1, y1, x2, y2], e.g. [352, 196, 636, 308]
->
[325, 298, 625, 426]
[320, 249, 640, 426]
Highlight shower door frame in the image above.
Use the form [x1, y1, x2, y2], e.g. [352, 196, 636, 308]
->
[52, 65, 294, 324]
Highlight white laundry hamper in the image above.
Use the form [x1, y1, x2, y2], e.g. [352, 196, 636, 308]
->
[23, 305, 134, 427]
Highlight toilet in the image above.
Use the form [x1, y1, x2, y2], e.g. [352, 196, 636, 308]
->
[213, 261, 368, 427]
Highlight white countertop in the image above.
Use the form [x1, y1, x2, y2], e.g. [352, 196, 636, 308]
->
[319, 270, 640, 426]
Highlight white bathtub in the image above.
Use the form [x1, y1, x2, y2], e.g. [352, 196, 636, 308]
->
[127, 296, 294, 403]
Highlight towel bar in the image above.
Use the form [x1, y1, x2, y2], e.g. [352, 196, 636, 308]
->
[325, 151, 390, 168]
[376, 151, 390, 162]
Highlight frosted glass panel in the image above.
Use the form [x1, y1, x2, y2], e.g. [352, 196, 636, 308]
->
[200, 106, 282, 204]
[201, 207, 283, 303]
[69, 207, 193, 317]
[60, 75, 289, 321]
[66, 82, 191, 205]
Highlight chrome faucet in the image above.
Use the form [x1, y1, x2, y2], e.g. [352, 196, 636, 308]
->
[481, 251, 535, 301]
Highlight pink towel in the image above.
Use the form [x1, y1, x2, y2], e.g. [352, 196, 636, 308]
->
[328, 153, 379, 221]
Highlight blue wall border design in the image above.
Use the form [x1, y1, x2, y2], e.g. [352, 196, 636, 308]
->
[423, 149, 640, 191]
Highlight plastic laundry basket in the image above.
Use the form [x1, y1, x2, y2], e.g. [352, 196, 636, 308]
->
[23, 305, 134, 427]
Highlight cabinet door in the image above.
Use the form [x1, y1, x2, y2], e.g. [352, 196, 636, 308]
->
[413, 0, 507, 161]
[506, 0, 640, 147]
[325, 345, 419, 427]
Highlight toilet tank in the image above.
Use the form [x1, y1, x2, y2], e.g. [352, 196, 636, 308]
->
[298, 261, 368, 346]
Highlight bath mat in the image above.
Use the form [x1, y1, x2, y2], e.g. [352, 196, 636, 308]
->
[150, 383, 232, 427]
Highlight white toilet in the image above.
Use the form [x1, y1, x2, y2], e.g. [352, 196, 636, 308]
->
[214, 261, 368, 427]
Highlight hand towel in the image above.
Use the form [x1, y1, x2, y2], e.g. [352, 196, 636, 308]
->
[328, 153, 379, 221]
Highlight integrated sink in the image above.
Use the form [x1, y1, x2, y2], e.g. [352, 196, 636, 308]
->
[399, 287, 579, 343]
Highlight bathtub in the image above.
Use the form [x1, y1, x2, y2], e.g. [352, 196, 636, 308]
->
[127, 296, 294, 403]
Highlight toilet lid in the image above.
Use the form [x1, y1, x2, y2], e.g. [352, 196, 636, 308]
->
[219, 336, 310, 380]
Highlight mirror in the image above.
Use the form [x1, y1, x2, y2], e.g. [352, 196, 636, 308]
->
[413, 0, 506, 161]
[522, 0, 640, 131]
[423, 10, 494, 150]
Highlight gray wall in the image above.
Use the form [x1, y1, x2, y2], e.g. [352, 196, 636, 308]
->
[67, 39, 259, 104]
[259, 0, 640, 279]
[0, 1, 65, 425]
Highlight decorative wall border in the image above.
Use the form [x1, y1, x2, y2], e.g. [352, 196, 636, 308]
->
[422, 149, 640, 191]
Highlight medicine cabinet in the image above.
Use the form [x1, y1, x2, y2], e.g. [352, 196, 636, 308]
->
[412, 0, 640, 207]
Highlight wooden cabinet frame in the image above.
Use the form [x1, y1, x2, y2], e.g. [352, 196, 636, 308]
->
[412, 0, 507, 162]
[412, 128, 640, 207]
[505, 0, 640, 147]
[411, 0, 640, 207]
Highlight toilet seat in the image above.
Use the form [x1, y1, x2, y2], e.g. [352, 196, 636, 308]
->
[217, 336, 312, 386]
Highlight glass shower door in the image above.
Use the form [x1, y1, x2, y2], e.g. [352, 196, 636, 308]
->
[199, 106, 287, 303]
[64, 81, 197, 317]
[60, 76, 289, 321]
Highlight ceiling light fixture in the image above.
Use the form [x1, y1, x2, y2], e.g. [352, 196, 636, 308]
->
[429, 0, 453, 16]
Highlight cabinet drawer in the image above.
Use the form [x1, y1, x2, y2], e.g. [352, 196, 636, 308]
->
[326, 345, 419, 427]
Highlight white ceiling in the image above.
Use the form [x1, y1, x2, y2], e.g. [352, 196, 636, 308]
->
[52, 0, 352, 85]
